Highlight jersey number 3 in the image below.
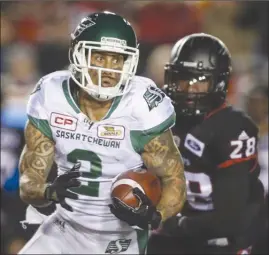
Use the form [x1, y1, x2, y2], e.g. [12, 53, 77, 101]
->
[230, 137, 256, 159]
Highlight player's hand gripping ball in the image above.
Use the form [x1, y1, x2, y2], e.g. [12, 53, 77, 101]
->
[109, 168, 162, 230]
[111, 168, 162, 208]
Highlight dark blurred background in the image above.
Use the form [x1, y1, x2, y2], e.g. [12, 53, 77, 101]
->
[1, 1, 268, 254]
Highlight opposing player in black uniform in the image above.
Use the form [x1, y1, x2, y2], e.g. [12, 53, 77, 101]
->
[147, 33, 266, 254]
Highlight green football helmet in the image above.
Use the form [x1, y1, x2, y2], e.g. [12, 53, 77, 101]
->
[69, 11, 139, 101]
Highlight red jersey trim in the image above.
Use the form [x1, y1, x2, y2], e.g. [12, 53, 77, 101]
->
[218, 154, 257, 169]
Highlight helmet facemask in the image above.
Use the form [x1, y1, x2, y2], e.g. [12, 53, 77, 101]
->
[69, 39, 139, 101]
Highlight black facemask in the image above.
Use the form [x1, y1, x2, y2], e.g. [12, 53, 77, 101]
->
[164, 65, 226, 117]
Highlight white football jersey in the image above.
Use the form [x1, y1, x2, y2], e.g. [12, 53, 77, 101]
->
[27, 70, 175, 232]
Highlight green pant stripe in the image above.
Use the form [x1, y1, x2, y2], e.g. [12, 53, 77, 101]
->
[135, 229, 149, 255]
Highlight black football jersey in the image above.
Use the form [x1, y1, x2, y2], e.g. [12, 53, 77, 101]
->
[173, 105, 261, 213]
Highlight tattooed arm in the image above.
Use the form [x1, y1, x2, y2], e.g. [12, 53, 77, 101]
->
[142, 129, 186, 221]
[19, 121, 55, 207]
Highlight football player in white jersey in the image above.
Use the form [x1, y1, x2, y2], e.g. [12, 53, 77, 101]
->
[18, 11, 186, 254]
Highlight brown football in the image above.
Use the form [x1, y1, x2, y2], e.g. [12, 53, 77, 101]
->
[111, 168, 162, 209]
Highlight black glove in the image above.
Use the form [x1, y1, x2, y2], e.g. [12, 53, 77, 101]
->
[44, 162, 81, 212]
[161, 214, 187, 236]
[109, 187, 162, 230]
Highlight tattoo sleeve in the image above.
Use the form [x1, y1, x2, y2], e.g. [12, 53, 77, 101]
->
[142, 129, 186, 221]
[19, 121, 55, 207]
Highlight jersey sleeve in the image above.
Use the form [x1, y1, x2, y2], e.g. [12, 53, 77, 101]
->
[130, 79, 175, 153]
[214, 113, 259, 169]
[26, 78, 53, 140]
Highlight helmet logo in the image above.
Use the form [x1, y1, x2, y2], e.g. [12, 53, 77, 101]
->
[101, 37, 127, 47]
[71, 17, 96, 39]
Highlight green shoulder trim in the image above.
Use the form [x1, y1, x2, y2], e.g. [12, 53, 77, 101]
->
[28, 115, 53, 140]
[62, 79, 122, 120]
[130, 112, 176, 154]
[103, 95, 122, 120]
[62, 79, 80, 114]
